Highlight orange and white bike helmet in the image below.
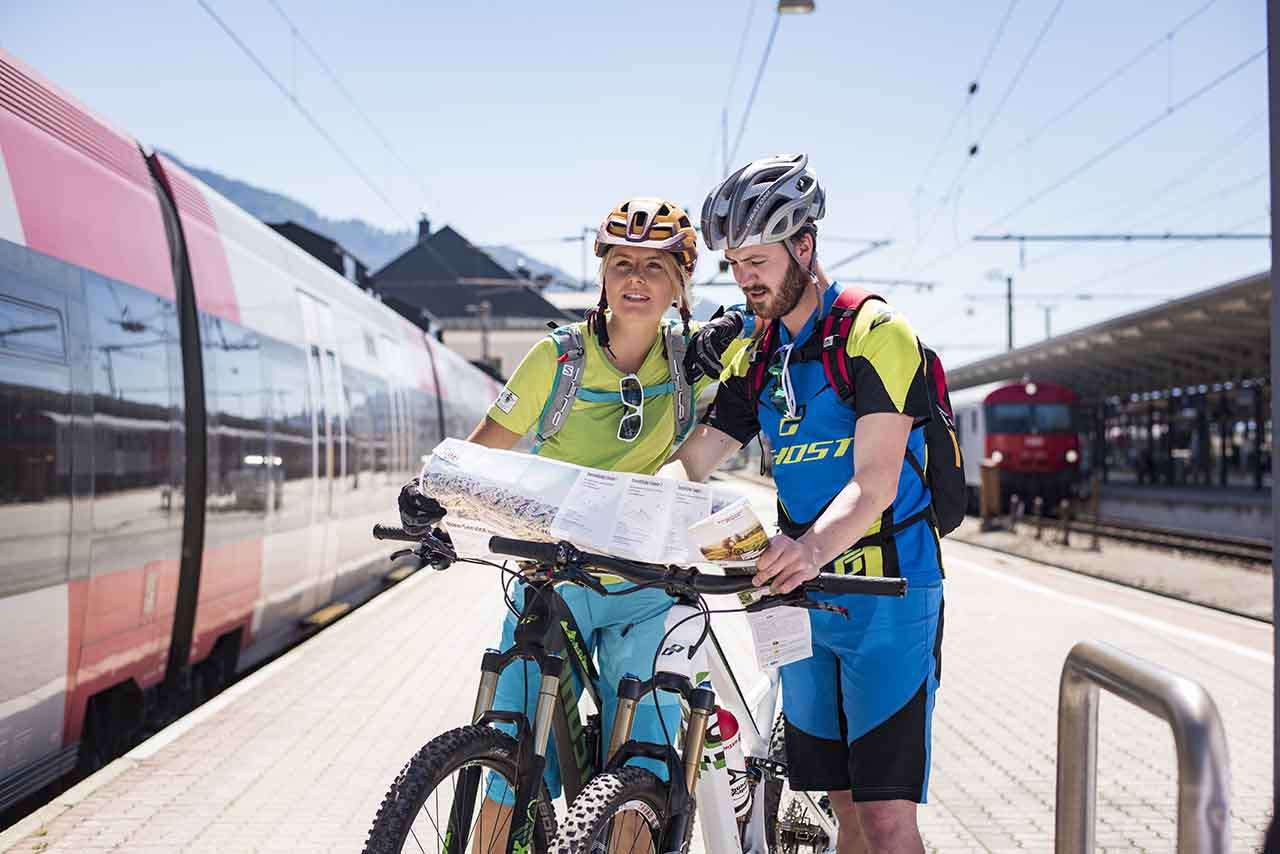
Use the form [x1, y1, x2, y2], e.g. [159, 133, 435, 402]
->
[593, 197, 699, 316]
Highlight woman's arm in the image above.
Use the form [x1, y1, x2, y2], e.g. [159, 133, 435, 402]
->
[466, 416, 523, 450]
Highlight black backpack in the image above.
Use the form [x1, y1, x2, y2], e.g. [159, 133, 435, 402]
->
[745, 287, 966, 538]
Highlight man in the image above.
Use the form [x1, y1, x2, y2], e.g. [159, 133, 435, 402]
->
[670, 153, 944, 854]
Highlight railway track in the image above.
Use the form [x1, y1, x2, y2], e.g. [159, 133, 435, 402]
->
[1055, 514, 1271, 564]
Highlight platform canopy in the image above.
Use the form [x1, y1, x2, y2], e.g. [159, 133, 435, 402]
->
[947, 271, 1271, 401]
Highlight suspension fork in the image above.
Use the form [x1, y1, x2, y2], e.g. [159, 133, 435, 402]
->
[506, 654, 564, 854]
[444, 648, 506, 854]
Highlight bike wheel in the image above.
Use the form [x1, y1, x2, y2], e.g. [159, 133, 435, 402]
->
[364, 724, 557, 854]
[763, 715, 834, 854]
[552, 768, 669, 854]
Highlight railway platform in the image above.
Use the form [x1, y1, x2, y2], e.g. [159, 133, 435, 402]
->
[0, 476, 1272, 853]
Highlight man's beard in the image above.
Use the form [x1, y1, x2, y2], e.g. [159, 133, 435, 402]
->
[753, 260, 810, 320]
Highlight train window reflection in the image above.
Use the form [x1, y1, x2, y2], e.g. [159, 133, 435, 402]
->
[261, 338, 314, 530]
[0, 297, 64, 360]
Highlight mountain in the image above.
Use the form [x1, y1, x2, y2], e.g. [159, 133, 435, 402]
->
[481, 245, 587, 291]
[164, 153, 416, 270]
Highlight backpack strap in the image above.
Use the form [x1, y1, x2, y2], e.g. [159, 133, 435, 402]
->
[532, 324, 585, 452]
[662, 322, 697, 445]
[745, 319, 781, 403]
[814, 286, 881, 405]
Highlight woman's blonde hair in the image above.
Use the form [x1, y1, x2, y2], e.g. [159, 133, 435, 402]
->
[584, 246, 693, 352]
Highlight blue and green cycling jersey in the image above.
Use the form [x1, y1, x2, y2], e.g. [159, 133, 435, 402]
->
[705, 281, 943, 583]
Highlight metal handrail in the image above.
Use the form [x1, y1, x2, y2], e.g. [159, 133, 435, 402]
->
[1055, 641, 1231, 853]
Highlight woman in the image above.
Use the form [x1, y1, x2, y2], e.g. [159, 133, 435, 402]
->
[400, 197, 733, 838]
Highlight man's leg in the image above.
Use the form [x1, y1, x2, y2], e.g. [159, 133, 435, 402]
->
[852, 800, 922, 854]
[826, 790, 868, 854]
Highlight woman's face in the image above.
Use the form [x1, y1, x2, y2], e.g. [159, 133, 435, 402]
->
[602, 245, 680, 325]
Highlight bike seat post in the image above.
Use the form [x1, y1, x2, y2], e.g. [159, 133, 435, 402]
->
[681, 684, 718, 794]
[532, 653, 566, 756]
[607, 674, 644, 762]
[472, 648, 504, 724]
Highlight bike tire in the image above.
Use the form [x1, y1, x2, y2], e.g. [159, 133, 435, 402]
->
[552, 767, 670, 854]
[763, 714, 833, 854]
[363, 724, 557, 854]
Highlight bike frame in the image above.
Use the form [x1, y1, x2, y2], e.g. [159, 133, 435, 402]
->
[446, 575, 603, 854]
[604, 599, 839, 854]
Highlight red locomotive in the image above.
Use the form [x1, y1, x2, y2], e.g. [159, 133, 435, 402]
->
[951, 379, 1082, 511]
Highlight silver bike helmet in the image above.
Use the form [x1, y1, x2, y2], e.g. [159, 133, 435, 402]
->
[700, 153, 826, 251]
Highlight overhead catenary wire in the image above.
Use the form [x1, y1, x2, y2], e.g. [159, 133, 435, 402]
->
[196, 0, 407, 222]
[912, 0, 1021, 194]
[903, 0, 1067, 272]
[728, 11, 784, 167]
[694, 0, 762, 199]
[968, 0, 1221, 187]
[265, 0, 437, 213]
[915, 46, 1267, 273]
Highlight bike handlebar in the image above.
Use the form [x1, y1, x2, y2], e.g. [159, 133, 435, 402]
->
[487, 536, 905, 598]
[373, 524, 418, 542]
[372, 524, 907, 599]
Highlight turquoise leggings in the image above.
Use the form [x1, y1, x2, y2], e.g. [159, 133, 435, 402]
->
[485, 582, 681, 804]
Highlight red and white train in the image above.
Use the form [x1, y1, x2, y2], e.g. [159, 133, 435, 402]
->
[951, 378, 1083, 510]
[0, 50, 501, 813]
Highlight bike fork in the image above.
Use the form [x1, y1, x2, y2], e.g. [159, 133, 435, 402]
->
[505, 655, 563, 854]
[443, 649, 506, 854]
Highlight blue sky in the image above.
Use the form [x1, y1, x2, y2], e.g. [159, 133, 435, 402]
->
[3, 0, 1268, 363]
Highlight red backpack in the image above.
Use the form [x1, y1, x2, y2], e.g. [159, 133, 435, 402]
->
[745, 287, 966, 537]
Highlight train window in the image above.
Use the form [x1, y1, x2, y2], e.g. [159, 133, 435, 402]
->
[986, 403, 1032, 434]
[0, 296, 65, 360]
[261, 338, 314, 531]
[202, 317, 270, 527]
[1034, 404, 1073, 433]
[0, 349, 73, 596]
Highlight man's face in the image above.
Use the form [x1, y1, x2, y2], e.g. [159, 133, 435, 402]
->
[725, 241, 808, 320]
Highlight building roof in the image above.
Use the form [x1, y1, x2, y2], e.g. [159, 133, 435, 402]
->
[370, 222, 575, 327]
[376, 281, 575, 327]
[946, 271, 1271, 402]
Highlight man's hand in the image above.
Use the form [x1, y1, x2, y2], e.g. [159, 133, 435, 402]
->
[684, 310, 745, 383]
[398, 477, 446, 536]
[753, 534, 824, 594]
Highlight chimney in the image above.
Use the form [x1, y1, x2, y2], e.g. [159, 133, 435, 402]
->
[418, 213, 431, 243]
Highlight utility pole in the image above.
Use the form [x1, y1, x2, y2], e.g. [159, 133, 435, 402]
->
[1007, 275, 1014, 351]
[1266, 0, 1279, 807]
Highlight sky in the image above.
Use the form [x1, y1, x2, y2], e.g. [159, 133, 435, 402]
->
[3, 0, 1269, 365]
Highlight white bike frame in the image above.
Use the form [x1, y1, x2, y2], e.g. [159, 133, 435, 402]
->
[655, 602, 838, 854]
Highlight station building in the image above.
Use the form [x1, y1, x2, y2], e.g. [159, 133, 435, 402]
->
[948, 271, 1271, 540]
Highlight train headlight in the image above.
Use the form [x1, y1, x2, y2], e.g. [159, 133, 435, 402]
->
[1065, 449, 1079, 464]
[990, 450, 1004, 465]
[1024, 382, 1038, 396]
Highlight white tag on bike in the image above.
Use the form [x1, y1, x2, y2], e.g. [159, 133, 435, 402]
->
[744, 603, 812, 670]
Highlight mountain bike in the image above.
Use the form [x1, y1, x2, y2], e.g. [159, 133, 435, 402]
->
[360, 524, 906, 854]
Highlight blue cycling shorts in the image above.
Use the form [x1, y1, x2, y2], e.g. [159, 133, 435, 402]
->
[780, 581, 943, 802]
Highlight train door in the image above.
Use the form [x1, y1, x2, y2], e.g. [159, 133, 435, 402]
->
[296, 291, 344, 609]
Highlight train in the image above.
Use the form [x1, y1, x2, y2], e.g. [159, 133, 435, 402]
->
[0, 50, 502, 814]
[951, 378, 1083, 511]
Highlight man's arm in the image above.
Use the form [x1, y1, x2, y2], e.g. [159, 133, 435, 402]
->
[662, 423, 745, 482]
[752, 412, 913, 593]
[663, 369, 760, 481]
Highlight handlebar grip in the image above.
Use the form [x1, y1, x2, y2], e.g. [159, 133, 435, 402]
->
[489, 537, 562, 564]
[807, 574, 908, 597]
[372, 524, 419, 542]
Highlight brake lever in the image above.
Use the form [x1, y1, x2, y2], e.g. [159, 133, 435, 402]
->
[562, 564, 608, 596]
[745, 591, 848, 618]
